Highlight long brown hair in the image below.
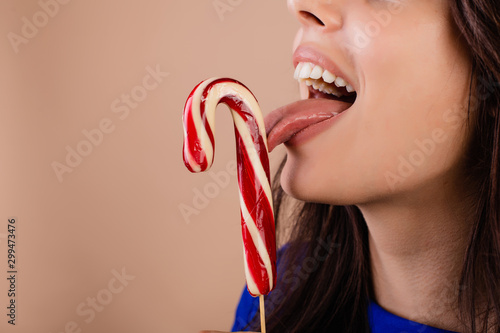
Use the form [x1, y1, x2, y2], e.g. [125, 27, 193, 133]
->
[247, 1, 500, 332]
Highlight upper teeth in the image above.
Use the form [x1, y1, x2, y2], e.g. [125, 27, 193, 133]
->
[294, 62, 355, 96]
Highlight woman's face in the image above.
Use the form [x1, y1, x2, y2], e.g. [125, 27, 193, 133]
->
[268, 0, 473, 205]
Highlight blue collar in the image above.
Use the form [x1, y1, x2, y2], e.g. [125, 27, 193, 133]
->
[368, 300, 459, 333]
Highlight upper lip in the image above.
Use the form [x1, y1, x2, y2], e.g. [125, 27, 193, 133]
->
[293, 44, 357, 91]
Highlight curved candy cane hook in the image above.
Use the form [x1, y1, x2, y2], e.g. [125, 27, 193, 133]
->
[182, 78, 276, 296]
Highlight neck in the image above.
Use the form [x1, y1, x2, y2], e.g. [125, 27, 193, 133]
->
[357, 174, 475, 332]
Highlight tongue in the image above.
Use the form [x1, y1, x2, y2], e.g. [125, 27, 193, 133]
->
[265, 99, 352, 152]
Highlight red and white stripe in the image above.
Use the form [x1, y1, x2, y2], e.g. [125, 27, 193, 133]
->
[182, 78, 276, 296]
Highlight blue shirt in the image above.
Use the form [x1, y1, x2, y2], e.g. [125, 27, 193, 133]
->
[231, 287, 458, 332]
[231, 245, 458, 333]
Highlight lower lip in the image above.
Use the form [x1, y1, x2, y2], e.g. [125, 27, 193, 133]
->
[285, 107, 351, 148]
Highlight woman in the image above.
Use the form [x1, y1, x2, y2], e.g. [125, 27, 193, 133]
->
[205, 0, 500, 331]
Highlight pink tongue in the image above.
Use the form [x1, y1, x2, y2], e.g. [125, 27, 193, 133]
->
[265, 98, 352, 152]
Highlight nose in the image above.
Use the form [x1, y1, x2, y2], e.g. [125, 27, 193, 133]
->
[288, 0, 342, 31]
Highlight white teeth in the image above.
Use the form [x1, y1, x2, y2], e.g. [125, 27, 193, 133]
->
[322, 70, 336, 84]
[293, 63, 303, 79]
[330, 89, 342, 97]
[298, 63, 313, 79]
[294, 61, 356, 97]
[334, 77, 346, 87]
[310, 65, 323, 80]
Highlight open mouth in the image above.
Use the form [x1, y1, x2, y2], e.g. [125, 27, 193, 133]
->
[265, 60, 358, 152]
[295, 61, 357, 106]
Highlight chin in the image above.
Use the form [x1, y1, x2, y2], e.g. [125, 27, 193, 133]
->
[279, 156, 346, 205]
[279, 155, 312, 200]
[279, 152, 394, 207]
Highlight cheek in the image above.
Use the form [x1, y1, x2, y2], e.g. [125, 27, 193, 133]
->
[358, 16, 472, 190]
[281, 6, 472, 204]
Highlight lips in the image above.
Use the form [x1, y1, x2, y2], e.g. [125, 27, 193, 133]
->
[265, 45, 357, 152]
[265, 98, 353, 152]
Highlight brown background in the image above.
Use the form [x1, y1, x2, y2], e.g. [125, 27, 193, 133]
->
[1, 1, 297, 332]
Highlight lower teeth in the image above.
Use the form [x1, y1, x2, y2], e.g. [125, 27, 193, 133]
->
[301, 78, 344, 97]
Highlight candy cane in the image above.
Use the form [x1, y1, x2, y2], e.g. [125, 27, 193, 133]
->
[182, 78, 276, 297]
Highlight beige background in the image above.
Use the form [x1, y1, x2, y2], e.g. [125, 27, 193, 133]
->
[1, 1, 297, 332]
